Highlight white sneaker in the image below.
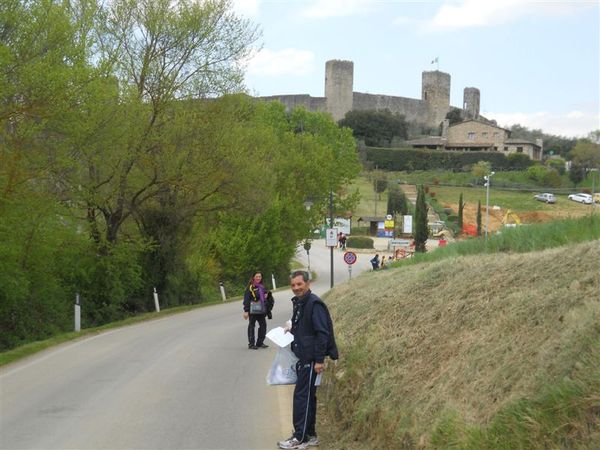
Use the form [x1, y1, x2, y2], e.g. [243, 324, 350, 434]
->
[306, 435, 320, 446]
[277, 436, 308, 449]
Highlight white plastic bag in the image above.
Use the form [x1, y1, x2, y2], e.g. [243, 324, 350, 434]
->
[266, 345, 299, 385]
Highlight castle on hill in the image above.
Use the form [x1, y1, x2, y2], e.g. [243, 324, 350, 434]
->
[258, 60, 542, 160]
[257, 59, 480, 129]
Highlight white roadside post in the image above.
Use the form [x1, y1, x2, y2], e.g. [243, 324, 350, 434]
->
[153, 287, 160, 312]
[74, 293, 81, 332]
[271, 273, 277, 290]
[219, 281, 227, 302]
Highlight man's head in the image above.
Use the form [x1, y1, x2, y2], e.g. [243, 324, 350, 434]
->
[290, 270, 310, 298]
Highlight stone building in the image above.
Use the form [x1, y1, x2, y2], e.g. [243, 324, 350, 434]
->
[257, 59, 480, 129]
[407, 119, 543, 160]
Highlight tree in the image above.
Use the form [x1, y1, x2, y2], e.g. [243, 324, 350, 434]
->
[457, 193, 464, 232]
[569, 140, 600, 169]
[339, 109, 408, 147]
[476, 200, 482, 236]
[445, 108, 464, 126]
[472, 161, 492, 180]
[387, 185, 409, 217]
[414, 185, 428, 253]
[546, 157, 566, 175]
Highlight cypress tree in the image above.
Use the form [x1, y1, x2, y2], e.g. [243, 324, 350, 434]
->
[457, 192, 464, 233]
[414, 185, 428, 252]
[476, 200, 482, 236]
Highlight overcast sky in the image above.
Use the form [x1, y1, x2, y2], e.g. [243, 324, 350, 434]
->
[233, 0, 599, 138]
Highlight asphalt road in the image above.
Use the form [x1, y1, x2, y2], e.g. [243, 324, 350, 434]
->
[0, 240, 373, 450]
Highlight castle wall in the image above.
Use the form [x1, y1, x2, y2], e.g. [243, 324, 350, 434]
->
[352, 92, 428, 124]
[258, 95, 327, 113]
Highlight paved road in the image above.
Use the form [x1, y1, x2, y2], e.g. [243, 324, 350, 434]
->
[0, 240, 373, 450]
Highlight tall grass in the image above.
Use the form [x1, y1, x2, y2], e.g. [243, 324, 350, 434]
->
[394, 215, 600, 267]
[431, 339, 600, 449]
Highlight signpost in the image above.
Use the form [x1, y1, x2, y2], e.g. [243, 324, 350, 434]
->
[343, 251, 357, 280]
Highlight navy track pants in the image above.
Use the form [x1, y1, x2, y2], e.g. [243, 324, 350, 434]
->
[293, 361, 318, 442]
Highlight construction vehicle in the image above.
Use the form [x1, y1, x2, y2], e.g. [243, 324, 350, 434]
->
[502, 210, 521, 227]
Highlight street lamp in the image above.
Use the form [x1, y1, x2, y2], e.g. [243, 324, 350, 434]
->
[484, 171, 495, 239]
[304, 190, 335, 288]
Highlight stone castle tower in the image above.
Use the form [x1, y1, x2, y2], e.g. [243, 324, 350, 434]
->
[258, 60, 481, 130]
[325, 60, 354, 123]
[463, 87, 480, 119]
[421, 71, 451, 129]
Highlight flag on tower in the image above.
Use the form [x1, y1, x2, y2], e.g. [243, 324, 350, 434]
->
[431, 57, 439, 64]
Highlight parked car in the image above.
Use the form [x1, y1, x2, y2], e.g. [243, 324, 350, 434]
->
[567, 193, 593, 204]
[533, 193, 556, 204]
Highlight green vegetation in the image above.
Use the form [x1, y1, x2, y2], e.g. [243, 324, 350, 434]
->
[346, 236, 374, 249]
[0, 0, 361, 351]
[320, 219, 600, 448]
[339, 109, 408, 147]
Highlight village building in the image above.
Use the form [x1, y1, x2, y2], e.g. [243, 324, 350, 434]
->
[407, 119, 543, 161]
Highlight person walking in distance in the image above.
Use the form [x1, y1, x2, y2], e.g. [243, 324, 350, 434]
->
[278, 270, 338, 450]
[243, 271, 272, 349]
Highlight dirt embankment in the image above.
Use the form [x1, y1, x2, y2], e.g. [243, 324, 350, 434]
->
[445, 202, 590, 234]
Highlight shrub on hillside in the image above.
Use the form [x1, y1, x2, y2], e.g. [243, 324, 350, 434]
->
[346, 236, 374, 249]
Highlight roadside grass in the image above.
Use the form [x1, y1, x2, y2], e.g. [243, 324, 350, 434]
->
[0, 298, 237, 367]
[319, 239, 600, 449]
[391, 215, 600, 268]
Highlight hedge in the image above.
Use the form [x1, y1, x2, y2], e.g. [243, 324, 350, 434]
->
[366, 147, 532, 172]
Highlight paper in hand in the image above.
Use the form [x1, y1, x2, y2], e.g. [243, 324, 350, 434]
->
[266, 326, 294, 348]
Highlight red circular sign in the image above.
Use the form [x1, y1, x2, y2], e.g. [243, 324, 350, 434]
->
[343, 251, 357, 265]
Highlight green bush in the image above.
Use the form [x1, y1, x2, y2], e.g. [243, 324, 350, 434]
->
[347, 236, 374, 249]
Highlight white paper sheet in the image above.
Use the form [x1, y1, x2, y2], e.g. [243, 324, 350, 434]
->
[266, 326, 294, 348]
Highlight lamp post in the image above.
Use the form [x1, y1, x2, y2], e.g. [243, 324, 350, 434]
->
[304, 189, 335, 288]
[484, 171, 495, 239]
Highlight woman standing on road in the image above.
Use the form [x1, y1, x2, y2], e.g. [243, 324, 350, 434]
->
[243, 271, 273, 349]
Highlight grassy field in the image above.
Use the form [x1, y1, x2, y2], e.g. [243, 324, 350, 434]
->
[347, 173, 595, 233]
[318, 217, 600, 448]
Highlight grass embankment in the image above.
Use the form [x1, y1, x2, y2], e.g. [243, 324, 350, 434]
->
[319, 218, 600, 449]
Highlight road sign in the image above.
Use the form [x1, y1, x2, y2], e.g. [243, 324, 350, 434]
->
[326, 228, 338, 246]
[343, 251, 357, 265]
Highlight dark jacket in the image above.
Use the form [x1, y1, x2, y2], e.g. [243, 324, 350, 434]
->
[290, 290, 338, 364]
[243, 283, 274, 318]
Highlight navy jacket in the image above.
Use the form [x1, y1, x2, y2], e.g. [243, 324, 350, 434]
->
[290, 290, 338, 364]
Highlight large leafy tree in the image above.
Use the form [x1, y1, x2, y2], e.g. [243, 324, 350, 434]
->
[339, 109, 408, 147]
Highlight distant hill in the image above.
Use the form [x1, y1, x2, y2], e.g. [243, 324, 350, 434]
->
[320, 240, 600, 448]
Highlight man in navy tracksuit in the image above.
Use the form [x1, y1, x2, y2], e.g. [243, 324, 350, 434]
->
[278, 270, 338, 450]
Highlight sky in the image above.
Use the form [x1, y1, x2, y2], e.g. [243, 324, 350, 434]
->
[232, 0, 600, 138]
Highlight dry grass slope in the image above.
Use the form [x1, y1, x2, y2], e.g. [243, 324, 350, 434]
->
[320, 240, 600, 449]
